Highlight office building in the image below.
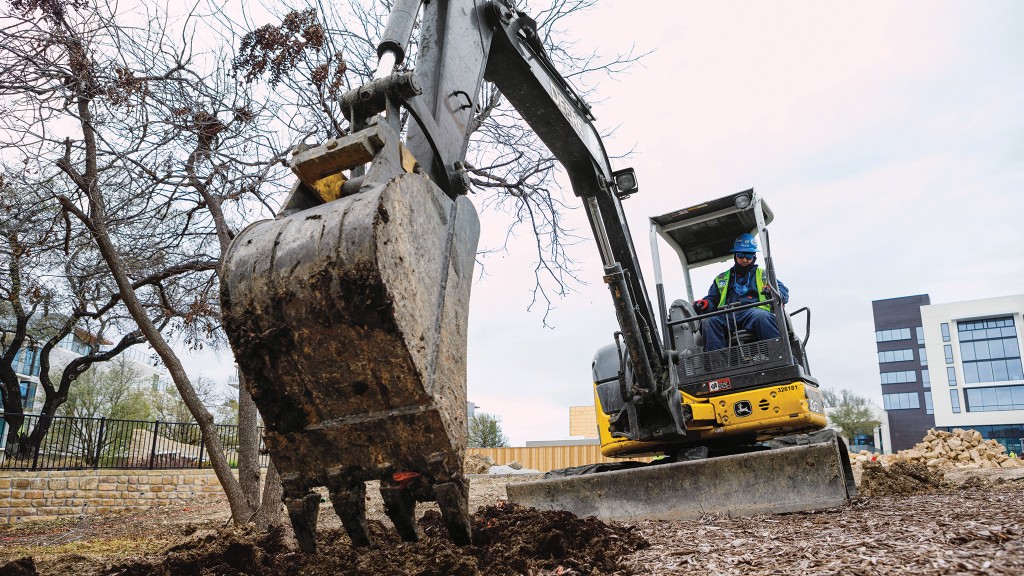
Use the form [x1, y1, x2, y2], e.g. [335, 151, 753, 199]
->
[873, 294, 1024, 453]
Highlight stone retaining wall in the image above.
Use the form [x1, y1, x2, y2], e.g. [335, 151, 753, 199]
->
[0, 469, 224, 524]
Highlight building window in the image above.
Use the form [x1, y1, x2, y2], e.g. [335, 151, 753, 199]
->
[919, 347, 927, 366]
[924, 391, 933, 414]
[941, 323, 950, 342]
[883, 392, 921, 410]
[18, 381, 35, 411]
[11, 346, 41, 377]
[916, 326, 925, 344]
[878, 349, 915, 363]
[944, 344, 954, 364]
[881, 371, 916, 384]
[958, 317, 1023, 384]
[922, 369, 930, 388]
[949, 389, 961, 413]
[964, 385, 1024, 412]
[876, 328, 912, 342]
[947, 366, 957, 386]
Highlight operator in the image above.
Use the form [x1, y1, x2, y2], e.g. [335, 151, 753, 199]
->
[692, 233, 789, 351]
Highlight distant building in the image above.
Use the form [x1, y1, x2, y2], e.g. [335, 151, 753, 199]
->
[568, 405, 598, 439]
[873, 294, 1024, 453]
[872, 295, 934, 451]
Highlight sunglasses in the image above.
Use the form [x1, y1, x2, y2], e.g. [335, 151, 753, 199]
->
[735, 253, 755, 260]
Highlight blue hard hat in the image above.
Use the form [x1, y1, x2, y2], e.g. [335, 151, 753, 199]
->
[731, 233, 758, 253]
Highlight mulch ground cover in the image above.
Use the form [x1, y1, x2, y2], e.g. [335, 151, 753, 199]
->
[3, 474, 1023, 576]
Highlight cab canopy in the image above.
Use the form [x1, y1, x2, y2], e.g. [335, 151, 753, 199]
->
[651, 189, 773, 269]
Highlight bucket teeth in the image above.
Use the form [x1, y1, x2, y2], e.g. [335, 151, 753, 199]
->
[380, 484, 422, 542]
[434, 478, 472, 546]
[285, 490, 322, 553]
[327, 474, 370, 547]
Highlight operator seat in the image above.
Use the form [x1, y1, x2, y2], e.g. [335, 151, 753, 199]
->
[668, 300, 703, 355]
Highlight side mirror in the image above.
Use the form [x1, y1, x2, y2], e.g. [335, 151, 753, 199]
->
[612, 168, 638, 199]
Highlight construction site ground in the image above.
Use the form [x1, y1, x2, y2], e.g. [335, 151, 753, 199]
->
[2, 468, 1023, 576]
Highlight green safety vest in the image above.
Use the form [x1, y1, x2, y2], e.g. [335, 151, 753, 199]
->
[715, 267, 770, 311]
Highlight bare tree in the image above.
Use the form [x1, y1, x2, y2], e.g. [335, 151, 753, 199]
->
[228, 0, 643, 323]
[0, 173, 147, 457]
[0, 0, 288, 525]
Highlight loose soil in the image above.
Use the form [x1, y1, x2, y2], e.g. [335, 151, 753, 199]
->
[3, 472, 1024, 575]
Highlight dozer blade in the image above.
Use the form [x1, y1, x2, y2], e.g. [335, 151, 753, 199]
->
[221, 172, 479, 550]
[506, 431, 856, 521]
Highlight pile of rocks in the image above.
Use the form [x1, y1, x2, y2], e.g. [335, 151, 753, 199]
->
[851, 428, 1021, 470]
[464, 453, 495, 474]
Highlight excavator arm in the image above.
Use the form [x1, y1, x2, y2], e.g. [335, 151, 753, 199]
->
[397, 0, 688, 442]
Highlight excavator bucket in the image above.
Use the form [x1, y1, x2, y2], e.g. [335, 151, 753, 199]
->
[221, 151, 480, 550]
[506, 430, 857, 521]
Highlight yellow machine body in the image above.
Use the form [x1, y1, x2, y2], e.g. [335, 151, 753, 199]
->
[596, 381, 827, 458]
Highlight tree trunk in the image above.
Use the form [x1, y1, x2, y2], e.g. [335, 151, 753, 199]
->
[236, 373, 261, 507]
[58, 88, 256, 523]
[252, 459, 285, 530]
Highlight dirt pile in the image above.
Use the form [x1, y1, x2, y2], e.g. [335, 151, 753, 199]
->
[0, 557, 37, 576]
[859, 460, 944, 496]
[84, 503, 646, 576]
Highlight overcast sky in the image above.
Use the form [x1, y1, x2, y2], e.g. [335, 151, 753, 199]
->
[461, 0, 1024, 445]
[185, 0, 1023, 446]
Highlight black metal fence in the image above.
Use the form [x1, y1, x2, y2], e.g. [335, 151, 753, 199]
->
[0, 412, 268, 471]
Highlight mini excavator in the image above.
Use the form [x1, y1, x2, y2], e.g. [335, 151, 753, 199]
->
[220, 0, 855, 552]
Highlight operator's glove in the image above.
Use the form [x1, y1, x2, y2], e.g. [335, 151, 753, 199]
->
[761, 284, 773, 297]
[693, 299, 710, 313]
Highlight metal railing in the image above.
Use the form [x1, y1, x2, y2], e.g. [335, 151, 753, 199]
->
[0, 412, 268, 471]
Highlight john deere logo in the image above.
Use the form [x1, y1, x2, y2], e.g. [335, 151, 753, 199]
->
[733, 400, 753, 417]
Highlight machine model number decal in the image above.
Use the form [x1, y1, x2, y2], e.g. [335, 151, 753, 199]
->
[708, 378, 732, 392]
[777, 384, 799, 393]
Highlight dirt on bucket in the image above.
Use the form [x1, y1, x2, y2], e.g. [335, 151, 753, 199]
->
[84, 503, 647, 576]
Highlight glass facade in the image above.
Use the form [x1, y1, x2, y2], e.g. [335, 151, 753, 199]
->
[941, 323, 950, 342]
[950, 389, 961, 413]
[916, 326, 925, 344]
[58, 333, 96, 355]
[0, 380, 35, 411]
[924, 391, 933, 414]
[881, 371, 916, 384]
[964, 385, 1024, 412]
[878, 349, 915, 363]
[922, 369, 930, 388]
[876, 328, 912, 342]
[10, 346, 41, 377]
[883, 392, 921, 410]
[19, 381, 35, 411]
[919, 347, 927, 366]
[957, 317, 1023, 384]
[947, 366, 957, 386]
